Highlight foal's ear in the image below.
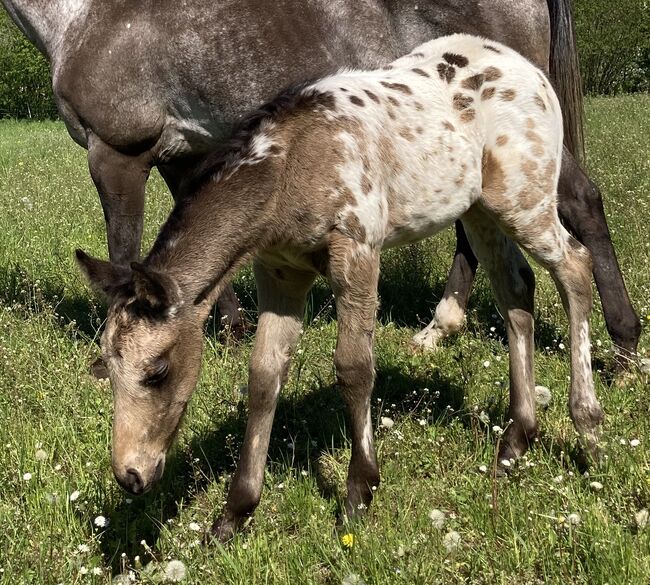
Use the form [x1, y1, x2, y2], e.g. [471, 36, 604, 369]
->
[130, 262, 181, 313]
[75, 249, 132, 301]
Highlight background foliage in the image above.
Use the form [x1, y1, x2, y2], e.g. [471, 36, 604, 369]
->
[0, 1, 648, 120]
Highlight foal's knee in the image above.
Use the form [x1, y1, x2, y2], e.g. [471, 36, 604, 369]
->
[334, 344, 374, 392]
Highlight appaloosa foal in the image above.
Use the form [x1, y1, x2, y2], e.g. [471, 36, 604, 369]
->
[77, 34, 604, 541]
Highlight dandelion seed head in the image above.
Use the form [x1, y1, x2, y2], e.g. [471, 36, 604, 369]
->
[69, 490, 80, 502]
[589, 481, 604, 491]
[94, 515, 109, 528]
[380, 417, 394, 429]
[35, 449, 48, 462]
[164, 560, 187, 582]
[443, 530, 461, 552]
[428, 509, 446, 529]
[635, 509, 649, 530]
[22, 472, 32, 481]
[535, 385, 552, 407]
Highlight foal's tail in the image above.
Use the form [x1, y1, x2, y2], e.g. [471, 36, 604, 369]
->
[547, 0, 584, 160]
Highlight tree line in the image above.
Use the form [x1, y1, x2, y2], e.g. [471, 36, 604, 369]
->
[0, 0, 648, 120]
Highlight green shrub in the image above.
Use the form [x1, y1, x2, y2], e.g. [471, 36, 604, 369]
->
[574, 0, 650, 94]
[0, 10, 57, 119]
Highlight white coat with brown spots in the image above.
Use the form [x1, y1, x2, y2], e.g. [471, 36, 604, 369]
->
[77, 33, 603, 542]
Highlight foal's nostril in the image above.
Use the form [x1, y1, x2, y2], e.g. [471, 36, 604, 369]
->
[125, 468, 145, 495]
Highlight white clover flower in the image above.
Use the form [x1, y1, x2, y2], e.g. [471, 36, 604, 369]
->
[164, 560, 187, 582]
[443, 530, 461, 552]
[342, 574, 366, 585]
[35, 449, 48, 462]
[77, 544, 90, 553]
[589, 481, 604, 491]
[69, 490, 80, 502]
[92, 567, 103, 576]
[418, 419, 426, 426]
[188, 522, 201, 532]
[380, 417, 394, 429]
[22, 472, 32, 481]
[483, 360, 490, 368]
[500, 459, 511, 468]
[535, 385, 552, 407]
[630, 439, 640, 447]
[79, 567, 88, 575]
[428, 509, 446, 529]
[553, 475, 564, 483]
[558, 343, 565, 350]
[635, 509, 649, 530]
[54, 464, 62, 471]
[567, 513, 581, 526]
[94, 515, 109, 528]
[492, 425, 503, 435]
[478, 465, 488, 473]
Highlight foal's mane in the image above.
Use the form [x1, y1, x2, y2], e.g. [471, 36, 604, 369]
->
[179, 80, 333, 198]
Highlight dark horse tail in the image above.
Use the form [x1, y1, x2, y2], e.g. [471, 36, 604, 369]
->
[547, 0, 584, 160]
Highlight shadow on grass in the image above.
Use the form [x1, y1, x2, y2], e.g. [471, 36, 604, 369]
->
[94, 362, 465, 572]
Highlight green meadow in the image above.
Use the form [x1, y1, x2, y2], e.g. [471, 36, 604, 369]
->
[0, 94, 649, 584]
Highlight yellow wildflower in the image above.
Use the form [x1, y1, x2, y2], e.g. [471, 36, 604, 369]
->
[341, 533, 355, 549]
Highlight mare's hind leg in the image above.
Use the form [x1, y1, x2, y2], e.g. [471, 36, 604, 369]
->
[327, 233, 381, 520]
[412, 221, 477, 349]
[460, 209, 538, 462]
[557, 151, 641, 362]
[210, 261, 315, 542]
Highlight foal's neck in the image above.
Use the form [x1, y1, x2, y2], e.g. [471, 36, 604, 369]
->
[146, 158, 282, 306]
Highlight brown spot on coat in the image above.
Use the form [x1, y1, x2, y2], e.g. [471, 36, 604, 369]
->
[387, 95, 400, 107]
[410, 51, 425, 58]
[534, 94, 547, 111]
[443, 52, 469, 67]
[496, 135, 509, 146]
[361, 174, 373, 195]
[364, 89, 380, 103]
[500, 89, 517, 101]
[416, 126, 424, 134]
[461, 73, 485, 91]
[437, 63, 456, 83]
[481, 149, 507, 209]
[399, 127, 415, 141]
[442, 120, 456, 131]
[483, 67, 502, 81]
[413, 101, 424, 111]
[481, 87, 496, 100]
[526, 118, 536, 129]
[453, 93, 473, 110]
[460, 109, 476, 123]
[412, 67, 430, 77]
[483, 44, 502, 53]
[349, 95, 365, 107]
[343, 213, 367, 242]
[380, 81, 413, 95]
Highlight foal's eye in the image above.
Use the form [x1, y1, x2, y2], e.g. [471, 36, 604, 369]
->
[142, 357, 169, 387]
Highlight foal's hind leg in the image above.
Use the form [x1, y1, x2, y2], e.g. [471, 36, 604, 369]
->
[461, 209, 538, 463]
[211, 261, 315, 542]
[327, 233, 381, 520]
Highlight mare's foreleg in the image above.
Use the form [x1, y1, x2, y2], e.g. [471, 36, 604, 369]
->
[557, 150, 641, 363]
[210, 261, 315, 542]
[412, 221, 477, 349]
[328, 234, 381, 520]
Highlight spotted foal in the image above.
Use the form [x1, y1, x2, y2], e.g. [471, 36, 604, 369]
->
[77, 34, 603, 540]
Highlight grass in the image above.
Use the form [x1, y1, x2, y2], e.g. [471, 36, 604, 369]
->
[0, 93, 649, 584]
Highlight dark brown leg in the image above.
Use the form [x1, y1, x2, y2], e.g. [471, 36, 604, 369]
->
[87, 133, 152, 266]
[210, 261, 315, 542]
[557, 149, 641, 361]
[412, 220, 477, 349]
[327, 233, 381, 520]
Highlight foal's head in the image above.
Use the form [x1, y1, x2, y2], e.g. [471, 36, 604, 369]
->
[76, 251, 208, 495]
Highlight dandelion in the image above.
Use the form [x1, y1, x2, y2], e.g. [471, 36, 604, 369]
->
[589, 481, 604, 491]
[630, 439, 640, 447]
[483, 360, 490, 368]
[54, 464, 62, 471]
[500, 459, 511, 468]
[69, 490, 80, 502]
[635, 509, 649, 530]
[443, 530, 461, 552]
[567, 513, 581, 526]
[188, 522, 201, 532]
[478, 465, 488, 473]
[558, 343, 565, 350]
[20, 196, 33, 211]
[35, 449, 48, 462]
[535, 385, 552, 407]
[492, 425, 503, 435]
[22, 472, 32, 481]
[79, 566, 89, 575]
[428, 509, 446, 529]
[94, 515, 109, 528]
[92, 568, 103, 576]
[77, 544, 91, 553]
[163, 560, 187, 582]
[380, 417, 394, 429]
[340, 533, 355, 549]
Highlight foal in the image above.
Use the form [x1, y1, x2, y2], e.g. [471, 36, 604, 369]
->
[77, 34, 604, 540]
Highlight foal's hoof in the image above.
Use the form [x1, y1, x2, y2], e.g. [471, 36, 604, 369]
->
[90, 356, 109, 380]
[410, 326, 445, 352]
[206, 515, 245, 545]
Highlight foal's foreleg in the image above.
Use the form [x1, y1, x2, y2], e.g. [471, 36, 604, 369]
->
[328, 235, 381, 520]
[211, 262, 314, 542]
[412, 221, 477, 349]
[462, 209, 538, 464]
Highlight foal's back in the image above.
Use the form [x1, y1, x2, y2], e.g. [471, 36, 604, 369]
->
[288, 34, 564, 251]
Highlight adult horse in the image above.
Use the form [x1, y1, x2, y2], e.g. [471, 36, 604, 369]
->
[2, 0, 641, 360]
